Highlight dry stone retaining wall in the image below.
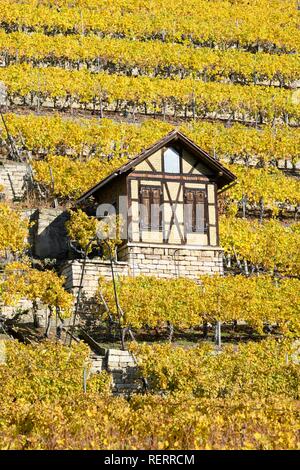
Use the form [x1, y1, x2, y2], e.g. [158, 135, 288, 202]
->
[106, 348, 141, 394]
[0, 161, 29, 201]
[61, 259, 129, 298]
[90, 347, 141, 395]
[0, 298, 48, 326]
[33, 208, 70, 259]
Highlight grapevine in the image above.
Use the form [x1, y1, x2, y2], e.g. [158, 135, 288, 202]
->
[0, 64, 298, 124]
[98, 274, 300, 335]
[1, 261, 74, 331]
[0, 202, 29, 256]
[0, 340, 299, 449]
[0, 0, 298, 52]
[0, 31, 299, 87]
[220, 217, 300, 277]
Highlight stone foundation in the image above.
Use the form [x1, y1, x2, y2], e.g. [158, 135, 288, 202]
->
[118, 243, 224, 279]
[61, 244, 224, 298]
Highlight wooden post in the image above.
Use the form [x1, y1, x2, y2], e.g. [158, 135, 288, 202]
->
[215, 321, 221, 348]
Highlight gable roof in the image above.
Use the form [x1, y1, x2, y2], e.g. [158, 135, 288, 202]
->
[76, 129, 236, 204]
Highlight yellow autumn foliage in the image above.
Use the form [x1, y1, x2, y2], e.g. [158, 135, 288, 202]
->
[220, 217, 300, 276]
[1, 262, 73, 318]
[0, 203, 29, 256]
[98, 274, 300, 335]
[0, 339, 300, 449]
[66, 209, 123, 257]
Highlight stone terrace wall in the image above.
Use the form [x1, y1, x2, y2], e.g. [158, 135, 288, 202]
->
[90, 348, 141, 395]
[0, 161, 29, 201]
[107, 349, 141, 394]
[0, 298, 48, 326]
[61, 259, 129, 298]
[33, 208, 70, 259]
[61, 245, 224, 298]
[118, 243, 224, 279]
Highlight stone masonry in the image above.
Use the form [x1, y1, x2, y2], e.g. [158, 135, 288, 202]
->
[106, 348, 141, 394]
[0, 298, 48, 326]
[61, 259, 129, 298]
[90, 347, 141, 395]
[32, 208, 70, 259]
[61, 244, 223, 299]
[0, 161, 29, 201]
[118, 243, 224, 279]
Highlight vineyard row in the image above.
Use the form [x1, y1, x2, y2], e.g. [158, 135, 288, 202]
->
[226, 166, 300, 218]
[1, 113, 299, 166]
[0, 0, 298, 53]
[130, 339, 300, 400]
[0, 32, 299, 88]
[1, 340, 300, 449]
[32, 155, 300, 212]
[100, 273, 300, 332]
[0, 65, 299, 126]
[219, 216, 300, 277]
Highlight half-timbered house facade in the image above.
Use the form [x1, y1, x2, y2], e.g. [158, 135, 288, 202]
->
[76, 130, 236, 279]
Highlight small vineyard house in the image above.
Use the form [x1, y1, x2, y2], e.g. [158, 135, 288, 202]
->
[76, 130, 236, 279]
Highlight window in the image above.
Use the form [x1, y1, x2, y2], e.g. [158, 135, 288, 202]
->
[184, 189, 207, 233]
[139, 186, 162, 231]
[163, 147, 180, 173]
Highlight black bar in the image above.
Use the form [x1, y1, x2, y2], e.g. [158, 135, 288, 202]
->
[0, 450, 298, 467]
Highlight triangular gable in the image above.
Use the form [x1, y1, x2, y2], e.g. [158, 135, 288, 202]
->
[136, 144, 216, 176]
[76, 129, 236, 204]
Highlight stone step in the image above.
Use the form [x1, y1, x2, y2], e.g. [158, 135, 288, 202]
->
[90, 351, 106, 373]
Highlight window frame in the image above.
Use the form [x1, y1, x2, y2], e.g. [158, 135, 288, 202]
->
[184, 188, 208, 234]
[139, 185, 163, 232]
[162, 146, 182, 174]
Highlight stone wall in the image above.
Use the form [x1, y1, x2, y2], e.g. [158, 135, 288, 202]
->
[106, 349, 141, 394]
[61, 245, 223, 298]
[32, 208, 70, 259]
[61, 259, 129, 298]
[0, 298, 48, 326]
[0, 161, 29, 201]
[118, 243, 224, 279]
[90, 348, 141, 395]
